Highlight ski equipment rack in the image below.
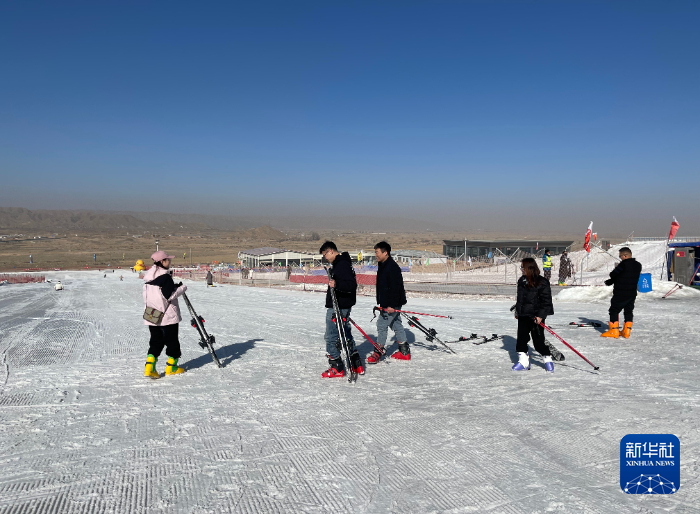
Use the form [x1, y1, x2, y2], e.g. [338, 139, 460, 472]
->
[182, 292, 222, 368]
[324, 265, 357, 383]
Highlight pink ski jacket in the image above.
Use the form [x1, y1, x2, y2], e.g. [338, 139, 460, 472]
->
[142, 265, 187, 326]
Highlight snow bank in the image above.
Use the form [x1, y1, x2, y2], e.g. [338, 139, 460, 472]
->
[555, 281, 700, 303]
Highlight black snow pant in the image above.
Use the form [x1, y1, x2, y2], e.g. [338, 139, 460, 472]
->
[609, 294, 636, 323]
[543, 268, 552, 281]
[148, 324, 182, 359]
[516, 317, 551, 356]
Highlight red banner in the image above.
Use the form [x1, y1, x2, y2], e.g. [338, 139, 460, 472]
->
[668, 217, 680, 240]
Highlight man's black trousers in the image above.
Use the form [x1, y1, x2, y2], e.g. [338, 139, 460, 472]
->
[609, 295, 635, 323]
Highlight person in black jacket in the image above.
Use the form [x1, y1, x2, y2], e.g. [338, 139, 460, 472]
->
[601, 247, 642, 339]
[368, 241, 410, 363]
[320, 241, 362, 378]
[513, 257, 555, 372]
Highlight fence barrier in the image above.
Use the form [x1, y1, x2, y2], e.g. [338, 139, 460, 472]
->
[0, 274, 46, 284]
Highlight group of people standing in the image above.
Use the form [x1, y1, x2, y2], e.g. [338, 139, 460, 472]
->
[140, 242, 642, 379]
[542, 248, 573, 286]
[319, 240, 410, 378]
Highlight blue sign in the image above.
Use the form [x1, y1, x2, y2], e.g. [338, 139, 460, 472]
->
[638, 273, 652, 293]
[620, 434, 679, 494]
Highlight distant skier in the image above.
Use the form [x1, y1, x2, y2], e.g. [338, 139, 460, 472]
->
[601, 247, 642, 339]
[206, 270, 213, 287]
[368, 241, 410, 363]
[542, 249, 553, 282]
[142, 250, 188, 378]
[320, 241, 362, 378]
[558, 250, 572, 286]
[120, 275, 123, 281]
[512, 257, 555, 373]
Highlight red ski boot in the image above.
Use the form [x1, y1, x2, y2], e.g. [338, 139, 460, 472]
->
[321, 357, 346, 378]
[350, 352, 365, 375]
[366, 347, 385, 364]
[391, 342, 411, 361]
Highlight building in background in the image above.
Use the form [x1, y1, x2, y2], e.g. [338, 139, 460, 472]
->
[238, 248, 322, 268]
[443, 240, 574, 260]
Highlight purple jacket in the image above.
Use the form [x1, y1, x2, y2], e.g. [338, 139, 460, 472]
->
[142, 265, 187, 326]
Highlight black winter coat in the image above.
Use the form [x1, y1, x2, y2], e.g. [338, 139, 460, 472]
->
[515, 275, 554, 319]
[605, 258, 642, 298]
[325, 252, 357, 309]
[376, 256, 407, 309]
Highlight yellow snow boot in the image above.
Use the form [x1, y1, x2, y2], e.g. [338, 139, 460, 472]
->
[601, 321, 619, 338]
[144, 354, 160, 379]
[621, 321, 633, 339]
[165, 357, 185, 376]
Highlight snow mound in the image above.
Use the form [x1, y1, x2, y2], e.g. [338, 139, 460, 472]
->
[555, 281, 700, 303]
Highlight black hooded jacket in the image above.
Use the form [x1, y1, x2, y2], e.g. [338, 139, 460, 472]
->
[376, 255, 407, 309]
[515, 275, 554, 319]
[325, 252, 357, 309]
[605, 258, 642, 298]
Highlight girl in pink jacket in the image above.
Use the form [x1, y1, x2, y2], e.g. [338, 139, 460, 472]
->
[143, 251, 187, 378]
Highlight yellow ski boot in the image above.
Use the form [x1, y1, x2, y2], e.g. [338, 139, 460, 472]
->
[144, 354, 160, 379]
[601, 321, 619, 338]
[165, 357, 186, 376]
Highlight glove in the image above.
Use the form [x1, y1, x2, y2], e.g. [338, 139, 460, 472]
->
[175, 281, 183, 288]
[604, 279, 613, 286]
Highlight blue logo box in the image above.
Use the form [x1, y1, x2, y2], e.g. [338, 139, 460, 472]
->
[620, 434, 680, 494]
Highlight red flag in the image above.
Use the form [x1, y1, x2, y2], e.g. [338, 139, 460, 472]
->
[584, 222, 593, 253]
[668, 217, 680, 240]
[593, 233, 597, 242]
[536, 242, 539, 251]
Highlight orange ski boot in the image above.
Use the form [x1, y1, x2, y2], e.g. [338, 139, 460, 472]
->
[601, 321, 619, 338]
[621, 321, 633, 339]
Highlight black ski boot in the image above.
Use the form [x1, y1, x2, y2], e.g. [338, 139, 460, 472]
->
[322, 357, 345, 378]
[350, 351, 364, 375]
[391, 342, 411, 361]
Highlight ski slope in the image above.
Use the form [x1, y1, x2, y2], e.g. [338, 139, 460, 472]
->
[1, 271, 699, 513]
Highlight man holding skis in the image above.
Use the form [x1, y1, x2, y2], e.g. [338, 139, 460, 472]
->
[368, 241, 410, 363]
[601, 247, 642, 339]
[320, 241, 363, 378]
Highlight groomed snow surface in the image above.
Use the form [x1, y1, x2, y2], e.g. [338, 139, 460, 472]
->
[1, 271, 699, 513]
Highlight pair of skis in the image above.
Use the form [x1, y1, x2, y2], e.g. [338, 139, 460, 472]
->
[446, 334, 501, 345]
[182, 293, 222, 368]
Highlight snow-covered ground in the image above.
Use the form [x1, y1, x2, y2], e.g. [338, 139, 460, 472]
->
[1, 270, 699, 513]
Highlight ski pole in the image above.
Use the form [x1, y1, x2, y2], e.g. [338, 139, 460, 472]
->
[662, 284, 682, 299]
[689, 263, 700, 286]
[374, 306, 453, 319]
[347, 317, 386, 354]
[539, 322, 600, 371]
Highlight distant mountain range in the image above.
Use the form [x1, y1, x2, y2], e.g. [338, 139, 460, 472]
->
[0, 207, 452, 233]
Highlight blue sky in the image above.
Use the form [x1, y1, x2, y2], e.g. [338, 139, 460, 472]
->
[1, 1, 698, 233]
